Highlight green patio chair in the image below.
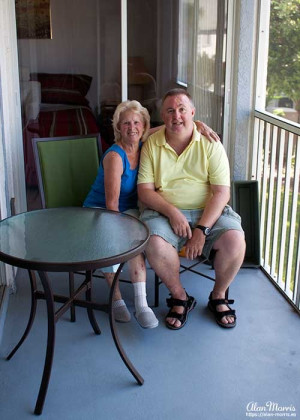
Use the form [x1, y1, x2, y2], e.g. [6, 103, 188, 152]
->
[32, 134, 101, 208]
[32, 134, 102, 321]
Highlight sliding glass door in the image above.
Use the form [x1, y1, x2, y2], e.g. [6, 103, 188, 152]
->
[15, 0, 229, 210]
[126, 0, 229, 134]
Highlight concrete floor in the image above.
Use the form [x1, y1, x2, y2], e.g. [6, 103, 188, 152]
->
[0, 262, 299, 420]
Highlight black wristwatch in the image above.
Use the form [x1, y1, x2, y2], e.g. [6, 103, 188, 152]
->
[195, 225, 211, 236]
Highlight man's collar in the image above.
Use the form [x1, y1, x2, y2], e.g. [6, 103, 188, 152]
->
[155, 127, 167, 146]
[192, 123, 201, 142]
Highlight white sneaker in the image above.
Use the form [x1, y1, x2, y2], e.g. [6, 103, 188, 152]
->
[113, 301, 131, 323]
[134, 307, 159, 329]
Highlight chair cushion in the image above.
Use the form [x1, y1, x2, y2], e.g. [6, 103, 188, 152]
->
[37, 137, 99, 207]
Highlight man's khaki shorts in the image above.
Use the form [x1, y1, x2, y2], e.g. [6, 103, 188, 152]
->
[140, 205, 244, 259]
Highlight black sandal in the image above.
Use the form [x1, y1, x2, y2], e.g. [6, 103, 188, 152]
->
[208, 292, 236, 328]
[165, 292, 197, 330]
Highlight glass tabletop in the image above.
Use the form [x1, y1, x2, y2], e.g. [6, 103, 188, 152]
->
[0, 207, 149, 272]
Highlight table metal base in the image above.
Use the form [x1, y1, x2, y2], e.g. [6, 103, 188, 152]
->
[6, 266, 144, 415]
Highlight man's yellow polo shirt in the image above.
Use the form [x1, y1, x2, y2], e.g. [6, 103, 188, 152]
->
[137, 124, 230, 210]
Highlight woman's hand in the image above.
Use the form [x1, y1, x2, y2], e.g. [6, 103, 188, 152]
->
[195, 121, 220, 142]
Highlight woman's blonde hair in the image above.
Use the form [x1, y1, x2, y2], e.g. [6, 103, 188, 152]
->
[112, 100, 150, 143]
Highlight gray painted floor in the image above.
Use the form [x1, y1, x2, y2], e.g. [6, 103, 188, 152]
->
[1, 262, 299, 420]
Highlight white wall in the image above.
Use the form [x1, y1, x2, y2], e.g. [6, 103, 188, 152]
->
[15, 0, 169, 112]
[17, 0, 99, 110]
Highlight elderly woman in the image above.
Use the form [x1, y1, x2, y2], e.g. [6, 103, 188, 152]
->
[84, 99, 219, 329]
[84, 100, 159, 328]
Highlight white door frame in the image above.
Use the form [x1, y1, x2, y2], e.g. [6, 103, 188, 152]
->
[0, 0, 27, 287]
[121, 0, 128, 101]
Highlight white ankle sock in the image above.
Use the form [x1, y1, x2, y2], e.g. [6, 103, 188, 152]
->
[133, 282, 148, 313]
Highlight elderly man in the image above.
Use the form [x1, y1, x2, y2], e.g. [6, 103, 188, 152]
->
[137, 88, 245, 330]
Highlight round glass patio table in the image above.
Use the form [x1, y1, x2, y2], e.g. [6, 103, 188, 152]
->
[0, 207, 149, 415]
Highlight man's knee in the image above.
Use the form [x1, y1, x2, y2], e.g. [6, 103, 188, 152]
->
[147, 234, 171, 253]
[144, 235, 180, 274]
[214, 229, 246, 255]
[146, 234, 179, 259]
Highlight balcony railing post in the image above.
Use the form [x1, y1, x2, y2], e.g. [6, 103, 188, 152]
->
[253, 110, 300, 312]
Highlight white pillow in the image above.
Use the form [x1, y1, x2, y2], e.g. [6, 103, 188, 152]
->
[24, 81, 41, 121]
[20, 81, 31, 104]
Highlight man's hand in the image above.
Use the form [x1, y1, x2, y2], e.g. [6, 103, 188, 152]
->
[184, 228, 205, 259]
[168, 209, 192, 239]
[195, 121, 220, 143]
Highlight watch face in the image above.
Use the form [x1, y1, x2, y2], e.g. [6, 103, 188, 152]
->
[196, 225, 211, 235]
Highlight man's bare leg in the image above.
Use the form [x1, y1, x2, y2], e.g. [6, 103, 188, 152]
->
[145, 235, 188, 328]
[212, 230, 246, 325]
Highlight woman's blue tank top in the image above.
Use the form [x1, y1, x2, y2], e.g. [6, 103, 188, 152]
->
[83, 143, 139, 212]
